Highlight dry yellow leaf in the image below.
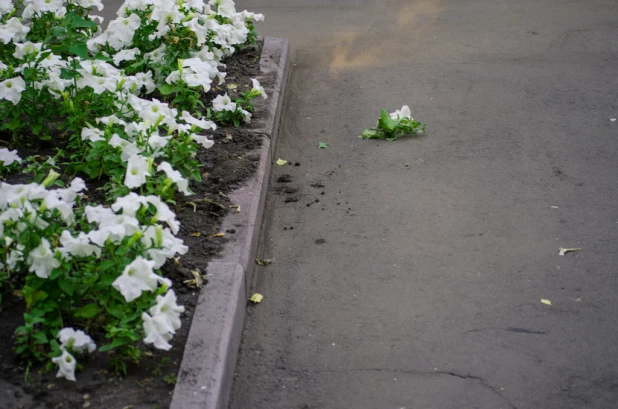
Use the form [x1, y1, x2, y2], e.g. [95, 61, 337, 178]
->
[558, 247, 581, 256]
[255, 259, 271, 266]
[211, 232, 225, 237]
[541, 299, 552, 305]
[250, 293, 264, 303]
[276, 158, 288, 166]
[191, 232, 201, 237]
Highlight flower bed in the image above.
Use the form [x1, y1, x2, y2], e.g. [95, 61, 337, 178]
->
[0, 0, 267, 405]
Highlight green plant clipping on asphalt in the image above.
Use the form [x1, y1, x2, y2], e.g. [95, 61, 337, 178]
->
[317, 142, 329, 149]
[359, 106, 426, 141]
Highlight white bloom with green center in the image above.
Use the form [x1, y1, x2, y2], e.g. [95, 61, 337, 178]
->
[142, 226, 188, 268]
[13, 42, 42, 59]
[68, 0, 104, 11]
[0, 148, 22, 166]
[81, 127, 105, 142]
[0, 18, 31, 44]
[109, 134, 144, 161]
[104, 14, 142, 50]
[57, 327, 97, 353]
[138, 98, 177, 125]
[112, 256, 169, 302]
[51, 349, 77, 381]
[212, 93, 236, 112]
[142, 312, 173, 350]
[97, 214, 140, 242]
[27, 238, 60, 279]
[149, 290, 185, 333]
[124, 154, 151, 188]
[59, 230, 101, 259]
[84, 204, 115, 224]
[43, 190, 75, 223]
[0, 76, 26, 104]
[250, 78, 267, 99]
[143, 44, 167, 64]
[0, 0, 14, 14]
[158, 161, 191, 196]
[144, 195, 180, 233]
[389, 105, 412, 120]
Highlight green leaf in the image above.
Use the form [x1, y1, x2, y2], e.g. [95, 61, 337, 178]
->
[378, 109, 398, 133]
[68, 42, 89, 59]
[99, 337, 131, 352]
[317, 142, 329, 149]
[74, 303, 100, 319]
[68, 15, 98, 29]
[58, 278, 75, 296]
[23, 289, 48, 309]
[33, 331, 48, 345]
[158, 84, 176, 95]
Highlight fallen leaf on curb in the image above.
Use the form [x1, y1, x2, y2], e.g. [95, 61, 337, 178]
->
[255, 259, 271, 266]
[191, 232, 201, 237]
[230, 204, 241, 213]
[250, 293, 264, 303]
[183, 269, 204, 288]
[276, 158, 288, 166]
[550, 206, 559, 209]
[610, 118, 616, 122]
[210, 232, 225, 238]
[559, 247, 581, 256]
[541, 299, 552, 305]
[318, 142, 329, 149]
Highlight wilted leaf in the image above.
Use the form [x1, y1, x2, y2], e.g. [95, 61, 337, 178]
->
[229, 204, 241, 213]
[541, 299, 552, 305]
[318, 142, 329, 149]
[191, 232, 201, 237]
[558, 247, 581, 256]
[226, 83, 239, 90]
[255, 259, 271, 266]
[250, 293, 264, 303]
[210, 232, 225, 237]
[550, 206, 559, 209]
[276, 158, 288, 166]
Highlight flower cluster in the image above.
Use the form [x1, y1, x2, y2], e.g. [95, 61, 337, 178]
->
[359, 105, 426, 141]
[0, 0, 266, 381]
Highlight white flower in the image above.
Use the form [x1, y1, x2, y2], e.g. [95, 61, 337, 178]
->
[142, 226, 188, 268]
[112, 256, 169, 302]
[108, 134, 143, 161]
[142, 312, 173, 350]
[0, 18, 31, 44]
[81, 127, 105, 143]
[143, 43, 166, 64]
[149, 290, 184, 333]
[0, 148, 22, 166]
[250, 78, 267, 99]
[181, 111, 216, 131]
[190, 133, 215, 149]
[390, 105, 412, 120]
[241, 109, 252, 123]
[147, 133, 171, 150]
[111, 192, 146, 217]
[59, 230, 101, 258]
[158, 162, 191, 195]
[69, 178, 87, 193]
[84, 204, 115, 224]
[97, 214, 140, 242]
[51, 349, 77, 382]
[69, 0, 104, 11]
[0, 76, 26, 104]
[124, 154, 151, 188]
[43, 191, 75, 223]
[27, 238, 60, 278]
[0, 0, 14, 15]
[144, 195, 179, 234]
[138, 98, 177, 124]
[104, 14, 141, 50]
[13, 41, 42, 59]
[112, 47, 140, 65]
[212, 93, 236, 112]
[57, 327, 97, 353]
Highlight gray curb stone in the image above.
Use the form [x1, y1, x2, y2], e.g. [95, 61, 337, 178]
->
[169, 37, 290, 409]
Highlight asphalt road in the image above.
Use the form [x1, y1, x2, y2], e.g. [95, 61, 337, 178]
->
[227, 0, 618, 408]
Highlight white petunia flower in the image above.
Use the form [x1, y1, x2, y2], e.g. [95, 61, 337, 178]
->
[0, 148, 22, 166]
[149, 290, 184, 333]
[181, 111, 216, 131]
[0, 18, 31, 44]
[59, 230, 101, 258]
[13, 41, 42, 59]
[142, 312, 173, 350]
[97, 214, 140, 242]
[0, 76, 26, 104]
[111, 192, 146, 217]
[389, 105, 412, 120]
[0, 0, 14, 15]
[108, 134, 143, 161]
[144, 195, 179, 234]
[112, 256, 169, 302]
[124, 154, 151, 188]
[112, 47, 140, 65]
[143, 43, 166, 64]
[68, 0, 104, 11]
[142, 226, 188, 268]
[250, 78, 267, 99]
[43, 191, 75, 223]
[157, 162, 191, 195]
[189, 133, 215, 149]
[84, 204, 115, 224]
[81, 127, 105, 143]
[212, 93, 236, 112]
[57, 327, 97, 353]
[51, 349, 77, 382]
[27, 238, 60, 278]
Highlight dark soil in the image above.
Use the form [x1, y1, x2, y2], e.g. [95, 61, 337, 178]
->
[0, 42, 263, 409]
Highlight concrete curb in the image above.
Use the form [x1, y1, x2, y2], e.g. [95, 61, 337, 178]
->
[169, 37, 290, 409]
